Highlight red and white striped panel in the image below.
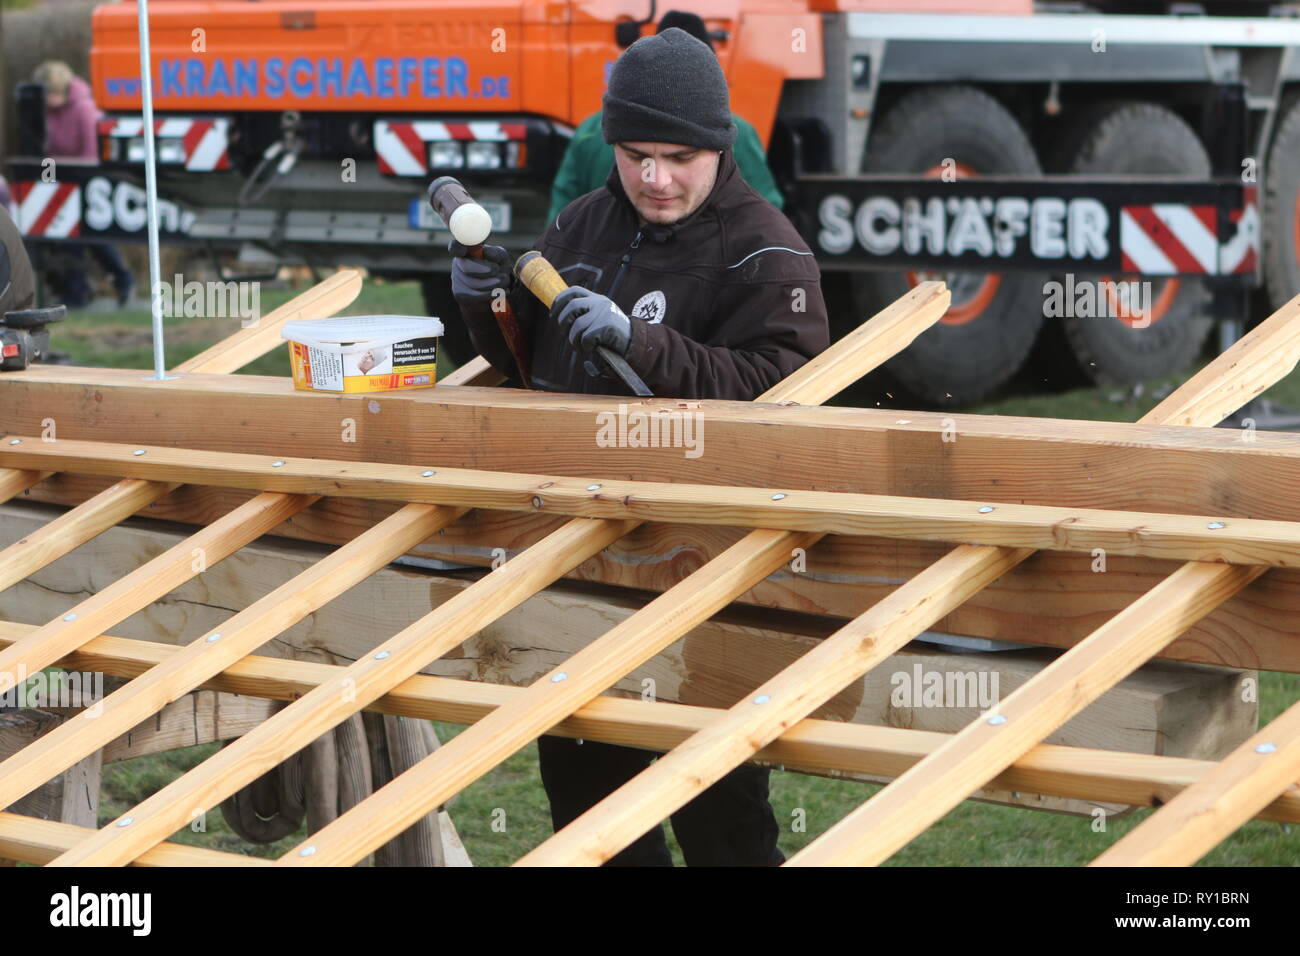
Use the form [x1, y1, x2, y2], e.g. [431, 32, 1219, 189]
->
[11, 181, 81, 238]
[98, 117, 231, 171]
[373, 120, 526, 175]
[1220, 187, 1260, 275]
[1120, 204, 1219, 275]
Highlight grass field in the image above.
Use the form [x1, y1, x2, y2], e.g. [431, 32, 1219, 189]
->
[36, 281, 1300, 866]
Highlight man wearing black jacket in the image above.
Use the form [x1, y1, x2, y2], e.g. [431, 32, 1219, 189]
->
[1, 206, 36, 316]
[449, 27, 829, 865]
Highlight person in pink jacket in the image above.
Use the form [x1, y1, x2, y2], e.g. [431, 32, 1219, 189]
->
[32, 61, 134, 308]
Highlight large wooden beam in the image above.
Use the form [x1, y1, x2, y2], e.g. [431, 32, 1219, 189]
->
[8, 474, 1296, 672]
[7, 367, 1300, 520]
[8, 437, 1300, 567]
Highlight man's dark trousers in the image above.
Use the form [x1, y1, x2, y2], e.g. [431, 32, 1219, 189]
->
[537, 734, 785, 866]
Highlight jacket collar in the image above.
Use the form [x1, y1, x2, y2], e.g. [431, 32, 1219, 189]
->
[604, 147, 739, 242]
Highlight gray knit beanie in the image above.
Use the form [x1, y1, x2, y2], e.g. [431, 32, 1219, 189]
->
[602, 28, 737, 150]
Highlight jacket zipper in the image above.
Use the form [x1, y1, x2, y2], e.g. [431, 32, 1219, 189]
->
[606, 228, 645, 301]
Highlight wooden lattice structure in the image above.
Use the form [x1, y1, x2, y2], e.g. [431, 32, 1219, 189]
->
[0, 270, 1298, 866]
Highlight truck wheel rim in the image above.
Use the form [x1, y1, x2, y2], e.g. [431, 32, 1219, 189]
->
[1098, 276, 1180, 328]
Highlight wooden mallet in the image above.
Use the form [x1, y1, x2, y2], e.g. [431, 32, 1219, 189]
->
[428, 176, 533, 386]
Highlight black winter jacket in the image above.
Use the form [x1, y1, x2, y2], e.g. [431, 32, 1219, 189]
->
[462, 148, 829, 401]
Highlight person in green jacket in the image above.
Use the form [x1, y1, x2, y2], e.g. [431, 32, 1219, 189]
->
[547, 12, 784, 223]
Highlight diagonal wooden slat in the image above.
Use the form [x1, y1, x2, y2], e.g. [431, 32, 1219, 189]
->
[0, 478, 177, 594]
[51, 514, 635, 866]
[787, 561, 1266, 865]
[170, 268, 363, 375]
[56, 281, 950, 867]
[0, 491, 313, 699]
[1091, 696, 1300, 866]
[0, 501, 454, 815]
[257, 284, 953, 867]
[439, 355, 506, 387]
[7, 617, 1298, 825]
[524, 292, 1300, 866]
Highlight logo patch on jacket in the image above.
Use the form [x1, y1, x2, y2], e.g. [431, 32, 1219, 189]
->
[631, 290, 667, 324]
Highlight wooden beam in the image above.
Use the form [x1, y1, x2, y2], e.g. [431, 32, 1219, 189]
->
[8, 436, 1300, 567]
[1092, 697, 1300, 866]
[53, 281, 949, 866]
[0, 620, 1289, 824]
[170, 269, 364, 375]
[526, 296, 1300, 865]
[13, 476, 1299, 673]
[0, 502, 460, 814]
[0, 478, 176, 593]
[0, 491, 313, 699]
[10, 368, 1300, 522]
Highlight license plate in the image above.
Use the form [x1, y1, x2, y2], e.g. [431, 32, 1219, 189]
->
[410, 197, 511, 234]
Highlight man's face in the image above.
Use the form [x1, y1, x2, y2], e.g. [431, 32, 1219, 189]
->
[613, 141, 720, 225]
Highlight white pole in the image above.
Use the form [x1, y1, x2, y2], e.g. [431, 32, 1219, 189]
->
[135, 0, 168, 379]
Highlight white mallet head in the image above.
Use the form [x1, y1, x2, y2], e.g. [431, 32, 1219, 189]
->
[448, 203, 493, 247]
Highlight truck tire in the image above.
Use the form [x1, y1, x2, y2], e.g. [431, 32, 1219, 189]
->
[850, 85, 1045, 407]
[1265, 98, 1300, 312]
[421, 276, 479, 369]
[1059, 102, 1212, 385]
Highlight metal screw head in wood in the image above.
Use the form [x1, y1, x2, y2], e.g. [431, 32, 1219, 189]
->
[1208, 521, 1225, 529]
[587, 484, 601, 491]
[272, 460, 285, 467]
[987, 714, 1007, 725]
[421, 470, 435, 477]
[979, 506, 994, 514]
[1256, 742, 1278, 754]
[551, 673, 568, 682]
[133, 449, 147, 456]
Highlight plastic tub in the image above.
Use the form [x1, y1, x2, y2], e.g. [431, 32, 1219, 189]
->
[281, 315, 443, 393]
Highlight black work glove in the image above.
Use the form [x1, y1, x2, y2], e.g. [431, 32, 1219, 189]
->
[448, 240, 510, 312]
[550, 287, 632, 357]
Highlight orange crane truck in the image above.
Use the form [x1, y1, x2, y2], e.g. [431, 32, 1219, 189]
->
[7, 1, 1300, 406]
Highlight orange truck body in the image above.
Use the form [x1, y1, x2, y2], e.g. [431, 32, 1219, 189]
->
[88, 0, 1025, 146]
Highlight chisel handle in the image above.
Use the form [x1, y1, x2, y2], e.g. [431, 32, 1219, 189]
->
[515, 251, 653, 398]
